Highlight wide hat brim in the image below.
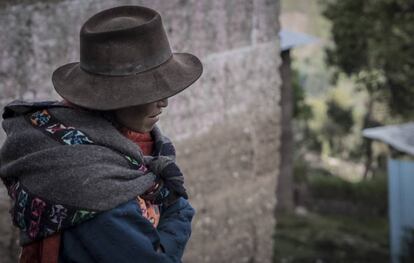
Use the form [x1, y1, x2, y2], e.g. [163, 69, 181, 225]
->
[52, 52, 203, 110]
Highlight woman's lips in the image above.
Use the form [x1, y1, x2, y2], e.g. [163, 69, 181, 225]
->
[149, 112, 162, 118]
[148, 112, 162, 123]
[148, 115, 160, 124]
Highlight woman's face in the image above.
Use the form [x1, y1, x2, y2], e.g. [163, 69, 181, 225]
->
[114, 98, 168, 132]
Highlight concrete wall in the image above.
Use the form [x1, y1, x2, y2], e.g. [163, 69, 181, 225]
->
[0, 0, 281, 262]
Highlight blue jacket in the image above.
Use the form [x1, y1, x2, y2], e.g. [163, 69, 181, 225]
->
[59, 197, 195, 263]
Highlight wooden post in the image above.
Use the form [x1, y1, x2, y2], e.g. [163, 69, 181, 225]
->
[276, 50, 294, 214]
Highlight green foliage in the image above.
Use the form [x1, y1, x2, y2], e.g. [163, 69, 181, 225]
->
[320, 95, 355, 157]
[293, 158, 309, 184]
[322, 0, 414, 119]
[325, 98, 354, 135]
[293, 157, 388, 214]
[308, 174, 388, 213]
[277, 159, 389, 262]
[291, 67, 322, 153]
[274, 213, 389, 262]
[292, 69, 313, 121]
[293, 159, 333, 184]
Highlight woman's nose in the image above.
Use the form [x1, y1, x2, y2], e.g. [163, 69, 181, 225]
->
[157, 98, 168, 108]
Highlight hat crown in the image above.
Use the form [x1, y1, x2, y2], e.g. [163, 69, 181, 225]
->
[88, 16, 146, 32]
[80, 6, 172, 76]
[52, 5, 203, 111]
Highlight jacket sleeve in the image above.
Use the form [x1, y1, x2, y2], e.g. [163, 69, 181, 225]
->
[157, 197, 195, 259]
[59, 198, 193, 263]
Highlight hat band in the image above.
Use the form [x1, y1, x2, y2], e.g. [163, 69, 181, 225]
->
[80, 52, 172, 77]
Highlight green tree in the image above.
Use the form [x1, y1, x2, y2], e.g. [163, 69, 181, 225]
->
[322, 0, 414, 119]
[323, 0, 414, 177]
[292, 69, 313, 122]
[321, 98, 354, 157]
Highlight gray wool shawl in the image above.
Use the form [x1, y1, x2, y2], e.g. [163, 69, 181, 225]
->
[0, 101, 174, 212]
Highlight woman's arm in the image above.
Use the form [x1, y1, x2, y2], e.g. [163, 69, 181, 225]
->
[157, 197, 195, 259]
[59, 198, 193, 263]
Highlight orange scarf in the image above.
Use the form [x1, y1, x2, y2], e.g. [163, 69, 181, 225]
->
[119, 128, 160, 228]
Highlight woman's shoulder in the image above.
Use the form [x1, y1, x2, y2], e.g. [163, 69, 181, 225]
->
[2, 100, 65, 119]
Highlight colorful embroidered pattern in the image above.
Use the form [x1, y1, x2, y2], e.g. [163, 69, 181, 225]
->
[30, 110, 94, 146]
[3, 105, 180, 242]
[30, 110, 51, 127]
[125, 155, 148, 171]
[4, 109, 149, 241]
[6, 179, 97, 240]
[137, 196, 160, 227]
[28, 109, 142, 169]
[61, 130, 93, 145]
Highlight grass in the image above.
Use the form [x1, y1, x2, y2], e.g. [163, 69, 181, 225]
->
[308, 173, 388, 212]
[280, 0, 392, 261]
[274, 160, 390, 262]
[294, 158, 388, 215]
[274, 213, 389, 263]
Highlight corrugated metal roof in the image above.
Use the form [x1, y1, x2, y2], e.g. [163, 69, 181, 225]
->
[279, 30, 318, 51]
[362, 123, 414, 156]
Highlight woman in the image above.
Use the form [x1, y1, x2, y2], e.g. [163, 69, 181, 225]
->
[0, 5, 202, 263]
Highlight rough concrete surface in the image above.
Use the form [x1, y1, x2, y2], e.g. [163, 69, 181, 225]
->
[0, 0, 281, 262]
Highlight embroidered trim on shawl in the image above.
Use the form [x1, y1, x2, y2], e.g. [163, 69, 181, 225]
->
[27, 109, 147, 172]
[6, 179, 97, 241]
[3, 109, 150, 241]
[2, 103, 179, 242]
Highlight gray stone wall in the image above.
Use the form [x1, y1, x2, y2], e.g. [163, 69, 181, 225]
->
[0, 0, 281, 262]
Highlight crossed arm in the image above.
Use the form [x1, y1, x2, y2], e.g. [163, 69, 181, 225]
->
[59, 197, 195, 263]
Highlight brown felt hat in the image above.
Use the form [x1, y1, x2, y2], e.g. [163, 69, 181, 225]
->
[52, 5, 203, 110]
